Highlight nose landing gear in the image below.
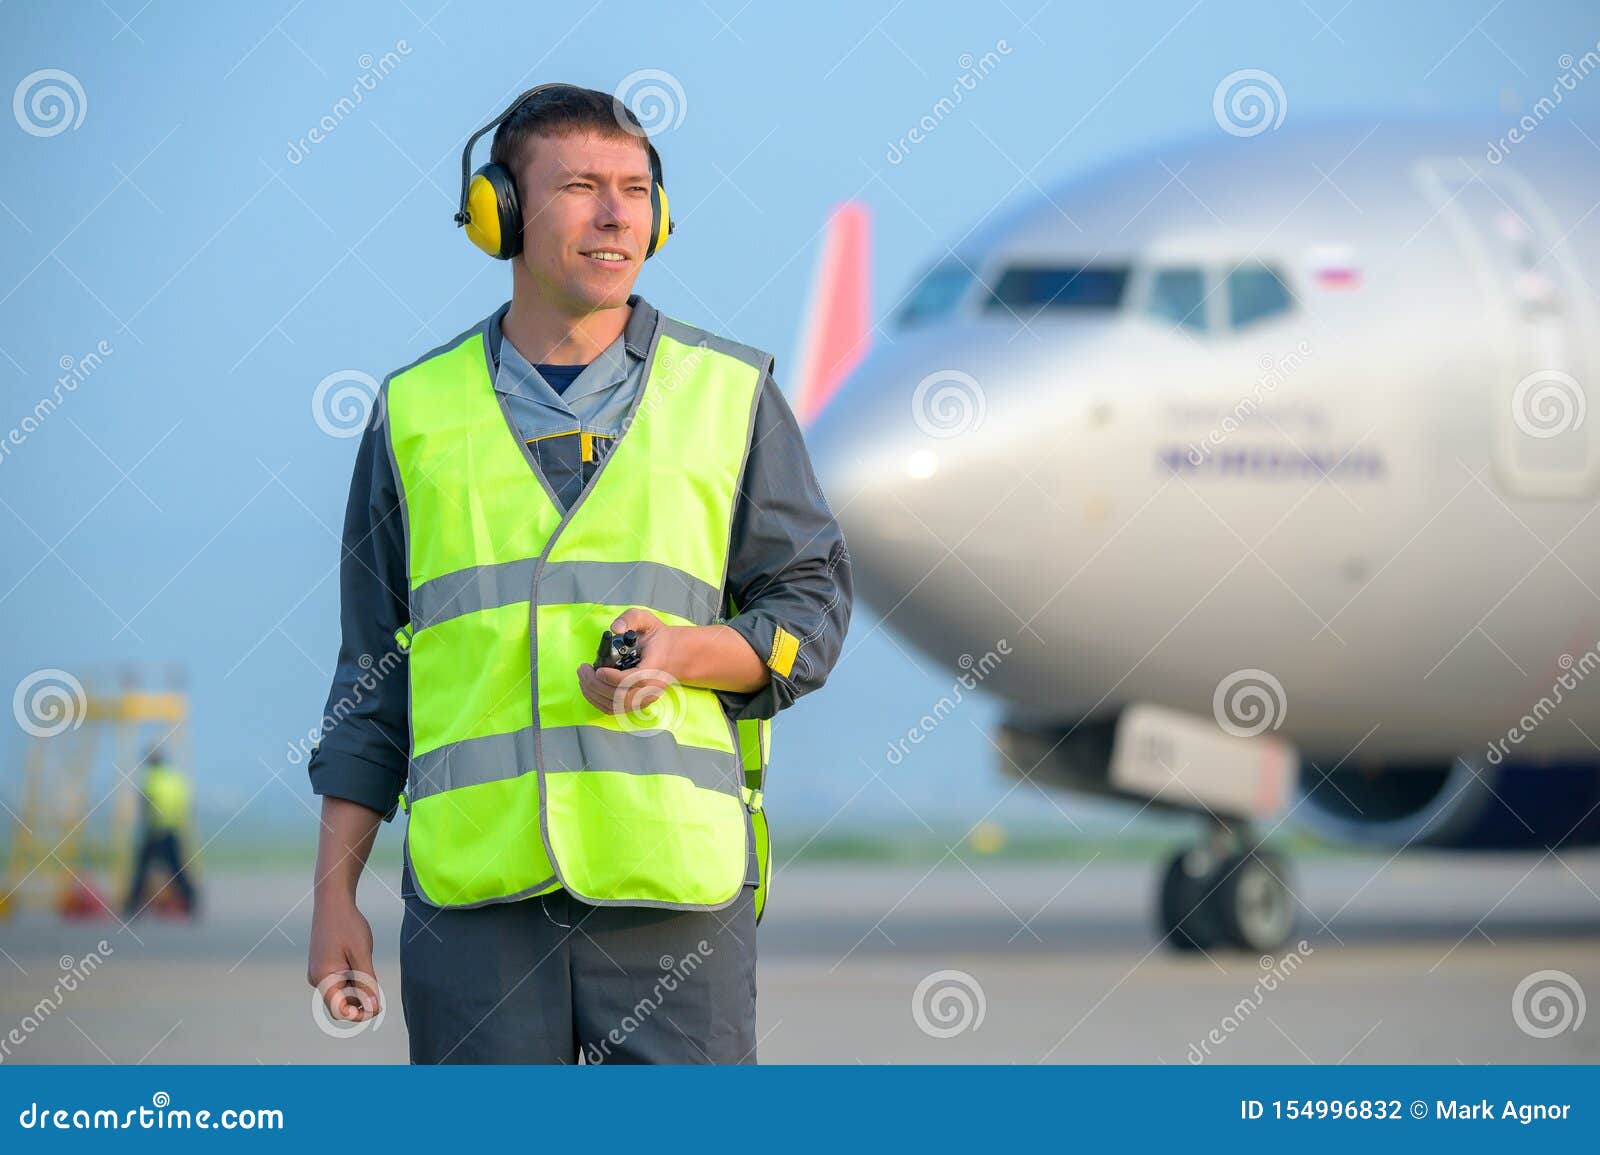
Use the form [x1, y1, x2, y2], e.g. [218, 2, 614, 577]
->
[1159, 818, 1297, 953]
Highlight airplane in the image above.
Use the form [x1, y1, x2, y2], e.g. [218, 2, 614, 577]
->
[795, 117, 1600, 954]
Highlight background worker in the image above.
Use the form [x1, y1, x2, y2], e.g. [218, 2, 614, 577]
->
[123, 745, 199, 920]
[304, 83, 851, 1063]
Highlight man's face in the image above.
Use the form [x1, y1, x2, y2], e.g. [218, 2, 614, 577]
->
[513, 129, 654, 315]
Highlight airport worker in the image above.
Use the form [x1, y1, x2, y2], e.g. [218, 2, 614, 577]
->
[122, 745, 199, 920]
[304, 83, 851, 1063]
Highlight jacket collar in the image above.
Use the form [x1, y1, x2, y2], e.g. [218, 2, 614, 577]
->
[484, 295, 657, 408]
[485, 294, 656, 371]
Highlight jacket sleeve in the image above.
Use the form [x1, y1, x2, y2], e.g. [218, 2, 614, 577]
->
[715, 369, 853, 721]
[304, 393, 411, 821]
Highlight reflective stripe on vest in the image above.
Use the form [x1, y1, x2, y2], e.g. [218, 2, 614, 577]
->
[387, 314, 769, 910]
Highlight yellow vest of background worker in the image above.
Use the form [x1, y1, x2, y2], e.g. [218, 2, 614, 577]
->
[140, 763, 192, 832]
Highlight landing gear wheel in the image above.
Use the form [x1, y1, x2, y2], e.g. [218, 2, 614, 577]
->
[1213, 849, 1295, 953]
[1159, 849, 1223, 952]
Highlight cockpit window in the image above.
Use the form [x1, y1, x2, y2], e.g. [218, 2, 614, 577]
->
[986, 265, 1129, 313]
[1227, 264, 1292, 328]
[1146, 267, 1207, 331]
[896, 264, 974, 326]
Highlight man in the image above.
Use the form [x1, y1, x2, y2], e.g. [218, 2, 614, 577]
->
[305, 84, 851, 1064]
[123, 745, 198, 920]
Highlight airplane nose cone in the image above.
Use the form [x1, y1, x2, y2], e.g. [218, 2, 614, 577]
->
[805, 316, 1130, 683]
[807, 316, 1124, 528]
[806, 326, 1031, 664]
[812, 377, 980, 501]
[809, 331, 991, 536]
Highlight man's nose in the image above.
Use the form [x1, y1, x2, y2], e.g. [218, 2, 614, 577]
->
[593, 190, 627, 229]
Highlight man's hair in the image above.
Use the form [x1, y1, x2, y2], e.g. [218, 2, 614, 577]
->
[489, 84, 651, 178]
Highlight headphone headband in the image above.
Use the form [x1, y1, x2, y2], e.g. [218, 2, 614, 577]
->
[455, 83, 569, 225]
[452, 83, 667, 227]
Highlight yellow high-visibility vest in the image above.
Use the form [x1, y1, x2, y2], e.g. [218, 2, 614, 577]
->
[141, 764, 191, 832]
[386, 314, 772, 916]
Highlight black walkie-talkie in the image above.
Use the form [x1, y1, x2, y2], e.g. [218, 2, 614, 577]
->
[596, 629, 642, 670]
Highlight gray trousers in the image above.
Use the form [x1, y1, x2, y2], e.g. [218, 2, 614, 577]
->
[399, 858, 758, 1064]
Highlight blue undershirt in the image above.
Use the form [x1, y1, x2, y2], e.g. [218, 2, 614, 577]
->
[532, 362, 588, 397]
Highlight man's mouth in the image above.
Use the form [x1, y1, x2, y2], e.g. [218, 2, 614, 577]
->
[581, 249, 631, 264]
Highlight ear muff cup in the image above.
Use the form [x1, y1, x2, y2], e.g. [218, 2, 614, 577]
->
[464, 162, 523, 260]
[643, 140, 671, 260]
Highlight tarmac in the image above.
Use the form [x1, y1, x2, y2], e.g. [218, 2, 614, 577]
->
[1, 850, 1597, 1064]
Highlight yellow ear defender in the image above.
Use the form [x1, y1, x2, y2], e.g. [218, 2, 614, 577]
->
[453, 82, 674, 262]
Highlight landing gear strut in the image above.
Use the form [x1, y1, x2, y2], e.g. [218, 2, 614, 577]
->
[1158, 817, 1296, 954]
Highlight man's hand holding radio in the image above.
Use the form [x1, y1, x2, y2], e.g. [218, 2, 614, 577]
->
[577, 608, 772, 715]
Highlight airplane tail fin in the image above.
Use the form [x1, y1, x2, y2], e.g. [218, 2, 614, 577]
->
[791, 201, 870, 427]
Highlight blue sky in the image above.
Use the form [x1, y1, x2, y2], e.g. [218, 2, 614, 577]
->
[2, 0, 1597, 831]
